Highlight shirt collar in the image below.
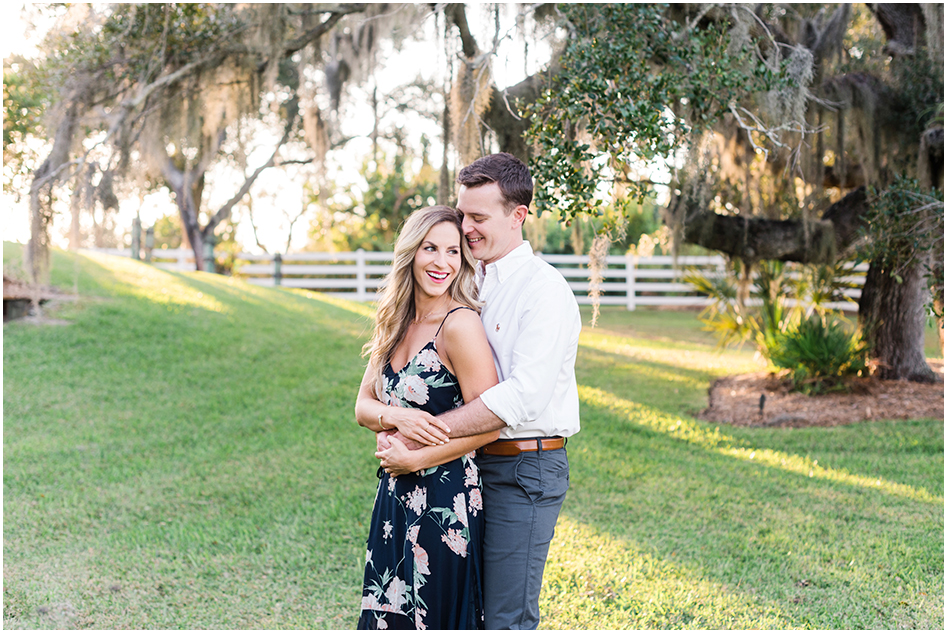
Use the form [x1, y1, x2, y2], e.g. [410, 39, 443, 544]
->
[483, 241, 533, 284]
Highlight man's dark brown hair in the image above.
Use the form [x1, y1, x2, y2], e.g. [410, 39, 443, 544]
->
[456, 152, 533, 213]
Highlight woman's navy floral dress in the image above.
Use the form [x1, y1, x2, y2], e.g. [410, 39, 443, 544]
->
[358, 309, 485, 630]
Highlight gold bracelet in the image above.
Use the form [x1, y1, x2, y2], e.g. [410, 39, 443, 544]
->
[378, 413, 387, 430]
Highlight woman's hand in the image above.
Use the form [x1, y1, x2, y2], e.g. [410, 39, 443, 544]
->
[383, 407, 451, 446]
[376, 434, 421, 477]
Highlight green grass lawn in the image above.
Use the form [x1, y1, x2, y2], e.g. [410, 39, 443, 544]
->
[4, 244, 943, 629]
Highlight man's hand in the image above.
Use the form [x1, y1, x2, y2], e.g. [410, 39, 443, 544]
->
[378, 429, 423, 452]
[376, 430, 394, 452]
[376, 429, 424, 452]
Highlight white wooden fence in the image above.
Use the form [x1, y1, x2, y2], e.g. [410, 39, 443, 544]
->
[234, 250, 866, 312]
[84, 247, 197, 272]
[85, 247, 865, 311]
[236, 250, 393, 301]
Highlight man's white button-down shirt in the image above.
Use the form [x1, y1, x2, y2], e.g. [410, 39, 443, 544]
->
[476, 242, 582, 439]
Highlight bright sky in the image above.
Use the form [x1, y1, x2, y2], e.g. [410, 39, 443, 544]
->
[3, 3, 54, 244]
[2, 3, 549, 253]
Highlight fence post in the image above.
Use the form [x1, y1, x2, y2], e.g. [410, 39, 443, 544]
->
[131, 217, 142, 260]
[625, 253, 637, 311]
[356, 248, 367, 301]
[144, 226, 154, 263]
[273, 253, 282, 286]
[202, 234, 216, 273]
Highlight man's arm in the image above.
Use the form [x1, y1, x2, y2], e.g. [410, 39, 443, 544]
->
[377, 427, 501, 476]
[381, 398, 505, 451]
[475, 279, 580, 431]
[438, 397, 507, 438]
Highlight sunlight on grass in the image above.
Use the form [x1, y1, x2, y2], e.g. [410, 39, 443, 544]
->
[580, 330, 761, 376]
[580, 351, 706, 388]
[541, 516, 791, 629]
[82, 251, 229, 314]
[285, 288, 377, 321]
[579, 386, 944, 506]
[6, 244, 941, 629]
[188, 273, 296, 309]
[718, 444, 944, 505]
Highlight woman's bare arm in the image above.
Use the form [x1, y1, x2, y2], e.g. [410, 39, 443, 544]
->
[354, 365, 451, 446]
[377, 308, 501, 475]
[441, 308, 499, 404]
[376, 429, 499, 476]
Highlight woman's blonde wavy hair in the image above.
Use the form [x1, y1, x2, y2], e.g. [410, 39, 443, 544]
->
[362, 205, 481, 398]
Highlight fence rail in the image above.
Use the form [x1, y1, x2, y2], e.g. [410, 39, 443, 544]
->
[83, 247, 196, 271]
[84, 247, 866, 311]
[233, 250, 867, 312]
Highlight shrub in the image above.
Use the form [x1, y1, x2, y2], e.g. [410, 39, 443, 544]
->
[767, 315, 869, 394]
[685, 258, 862, 359]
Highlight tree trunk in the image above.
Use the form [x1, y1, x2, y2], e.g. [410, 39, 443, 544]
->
[858, 260, 937, 382]
[438, 90, 452, 205]
[28, 101, 81, 285]
[169, 175, 205, 271]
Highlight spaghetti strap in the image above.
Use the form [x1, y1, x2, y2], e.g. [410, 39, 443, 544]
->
[435, 306, 475, 337]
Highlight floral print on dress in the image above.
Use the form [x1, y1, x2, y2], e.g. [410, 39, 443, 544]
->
[405, 486, 428, 516]
[464, 463, 479, 488]
[469, 488, 483, 515]
[401, 374, 429, 405]
[385, 341, 459, 409]
[358, 325, 485, 630]
[360, 449, 482, 628]
[440, 528, 468, 558]
[416, 348, 442, 372]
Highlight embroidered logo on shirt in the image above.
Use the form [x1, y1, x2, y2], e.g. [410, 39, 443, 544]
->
[495, 323, 500, 332]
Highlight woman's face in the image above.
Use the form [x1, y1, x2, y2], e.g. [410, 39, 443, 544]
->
[412, 221, 463, 301]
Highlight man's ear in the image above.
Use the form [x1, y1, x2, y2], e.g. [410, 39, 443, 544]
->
[511, 204, 529, 228]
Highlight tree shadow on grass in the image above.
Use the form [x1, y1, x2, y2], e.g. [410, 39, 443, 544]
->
[552, 382, 943, 629]
[575, 343, 742, 420]
[577, 342, 944, 493]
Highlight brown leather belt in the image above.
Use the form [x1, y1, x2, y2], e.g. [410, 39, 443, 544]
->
[477, 437, 565, 457]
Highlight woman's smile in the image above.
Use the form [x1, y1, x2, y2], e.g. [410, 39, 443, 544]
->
[413, 221, 462, 298]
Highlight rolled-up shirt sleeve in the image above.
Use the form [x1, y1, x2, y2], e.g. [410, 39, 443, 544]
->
[479, 278, 579, 429]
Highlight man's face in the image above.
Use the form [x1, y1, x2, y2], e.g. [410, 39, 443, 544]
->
[457, 182, 525, 265]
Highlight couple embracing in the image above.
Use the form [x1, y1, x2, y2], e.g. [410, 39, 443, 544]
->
[355, 153, 581, 630]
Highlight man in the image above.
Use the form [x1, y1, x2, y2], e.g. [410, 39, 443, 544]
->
[437, 152, 582, 629]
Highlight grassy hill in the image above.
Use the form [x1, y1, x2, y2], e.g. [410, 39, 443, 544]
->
[4, 244, 943, 629]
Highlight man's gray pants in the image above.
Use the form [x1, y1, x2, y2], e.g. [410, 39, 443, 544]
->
[478, 447, 570, 630]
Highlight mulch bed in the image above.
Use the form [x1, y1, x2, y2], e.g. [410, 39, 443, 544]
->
[699, 360, 944, 428]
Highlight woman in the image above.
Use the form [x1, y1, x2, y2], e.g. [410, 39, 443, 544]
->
[355, 205, 499, 630]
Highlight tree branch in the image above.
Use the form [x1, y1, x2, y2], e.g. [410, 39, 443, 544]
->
[680, 187, 868, 264]
[282, 4, 367, 56]
[445, 4, 480, 58]
[203, 107, 298, 236]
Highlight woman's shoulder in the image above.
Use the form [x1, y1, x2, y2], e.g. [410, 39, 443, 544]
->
[439, 304, 490, 368]
[444, 304, 480, 326]
[441, 304, 484, 334]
